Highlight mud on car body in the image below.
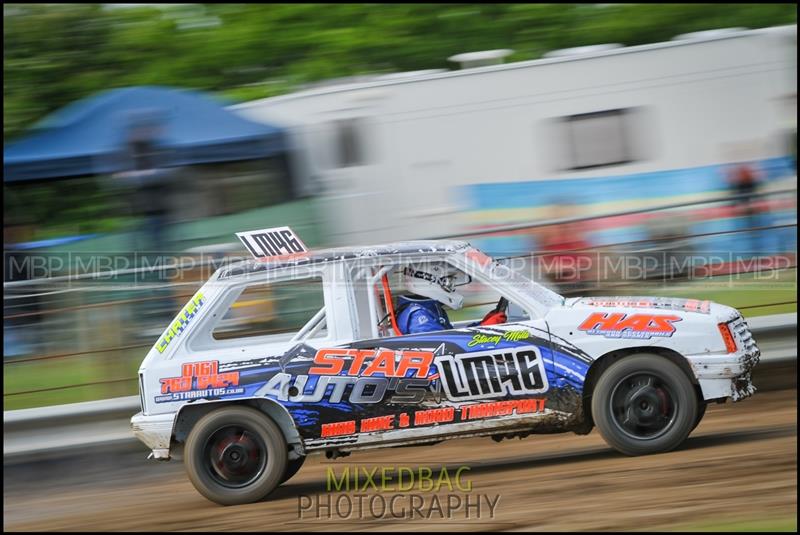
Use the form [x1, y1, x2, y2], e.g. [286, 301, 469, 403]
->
[131, 229, 760, 505]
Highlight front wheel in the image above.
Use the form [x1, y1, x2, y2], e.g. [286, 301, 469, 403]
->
[281, 455, 306, 484]
[691, 400, 707, 432]
[591, 354, 699, 456]
[185, 406, 288, 506]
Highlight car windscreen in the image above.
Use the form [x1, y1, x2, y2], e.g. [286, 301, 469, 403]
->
[463, 247, 565, 309]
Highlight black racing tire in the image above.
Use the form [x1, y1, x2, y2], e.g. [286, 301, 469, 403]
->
[185, 406, 287, 506]
[591, 354, 699, 456]
[691, 400, 707, 432]
[281, 455, 306, 484]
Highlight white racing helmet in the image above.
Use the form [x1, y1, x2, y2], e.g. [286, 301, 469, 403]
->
[402, 263, 465, 310]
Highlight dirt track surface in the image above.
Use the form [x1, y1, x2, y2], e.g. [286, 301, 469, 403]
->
[4, 389, 797, 532]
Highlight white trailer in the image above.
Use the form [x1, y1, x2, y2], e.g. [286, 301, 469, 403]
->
[234, 25, 797, 247]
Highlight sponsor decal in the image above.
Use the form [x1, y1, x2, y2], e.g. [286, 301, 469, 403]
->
[319, 397, 546, 438]
[437, 348, 548, 401]
[236, 226, 307, 260]
[414, 407, 455, 426]
[583, 297, 711, 314]
[155, 292, 205, 353]
[467, 330, 529, 347]
[403, 266, 457, 293]
[459, 398, 545, 420]
[155, 360, 243, 403]
[578, 312, 682, 339]
[258, 346, 548, 405]
[257, 372, 431, 405]
[321, 420, 358, 438]
[257, 348, 434, 404]
[309, 348, 434, 378]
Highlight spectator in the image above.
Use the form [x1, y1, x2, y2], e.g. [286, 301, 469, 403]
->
[536, 203, 597, 295]
[113, 111, 175, 253]
[725, 160, 763, 255]
[112, 112, 178, 326]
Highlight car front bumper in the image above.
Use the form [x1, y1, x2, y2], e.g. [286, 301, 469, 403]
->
[685, 315, 761, 401]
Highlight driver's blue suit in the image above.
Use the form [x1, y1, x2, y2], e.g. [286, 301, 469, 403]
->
[396, 296, 453, 334]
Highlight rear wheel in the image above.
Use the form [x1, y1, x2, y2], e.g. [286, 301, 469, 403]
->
[592, 354, 698, 456]
[185, 406, 287, 505]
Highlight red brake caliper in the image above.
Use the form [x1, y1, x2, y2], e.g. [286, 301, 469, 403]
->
[655, 388, 670, 416]
[239, 433, 259, 463]
[214, 434, 236, 470]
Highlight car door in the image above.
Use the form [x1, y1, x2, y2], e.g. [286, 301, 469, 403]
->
[297, 266, 564, 450]
[144, 264, 355, 416]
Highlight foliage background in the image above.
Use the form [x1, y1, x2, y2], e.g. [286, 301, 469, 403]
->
[4, 3, 797, 140]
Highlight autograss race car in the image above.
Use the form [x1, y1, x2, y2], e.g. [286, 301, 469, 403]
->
[131, 227, 760, 505]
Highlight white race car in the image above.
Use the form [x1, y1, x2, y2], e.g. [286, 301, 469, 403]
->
[131, 230, 759, 505]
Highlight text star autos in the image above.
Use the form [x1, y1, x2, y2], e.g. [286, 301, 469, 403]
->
[131, 227, 760, 505]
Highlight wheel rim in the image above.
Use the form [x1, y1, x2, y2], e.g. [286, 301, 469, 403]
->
[203, 425, 267, 488]
[609, 373, 677, 440]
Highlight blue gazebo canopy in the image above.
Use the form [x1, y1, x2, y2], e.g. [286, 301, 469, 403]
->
[4, 86, 288, 182]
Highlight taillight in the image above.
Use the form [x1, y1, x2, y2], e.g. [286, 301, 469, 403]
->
[718, 323, 737, 353]
[138, 373, 146, 413]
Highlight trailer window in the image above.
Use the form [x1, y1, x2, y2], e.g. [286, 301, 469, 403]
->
[562, 108, 634, 170]
[333, 118, 365, 168]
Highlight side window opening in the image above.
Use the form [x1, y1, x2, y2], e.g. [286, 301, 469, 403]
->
[348, 263, 392, 339]
[211, 276, 327, 342]
[448, 284, 531, 327]
[350, 260, 531, 339]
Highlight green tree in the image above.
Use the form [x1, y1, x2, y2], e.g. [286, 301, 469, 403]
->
[4, 3, 797, 140]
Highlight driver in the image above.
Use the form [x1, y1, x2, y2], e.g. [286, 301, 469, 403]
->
[396, 265, 507, 334]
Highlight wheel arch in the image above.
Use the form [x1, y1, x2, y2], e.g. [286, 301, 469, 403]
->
[171, 398, 305, 457]
[580, 346, 700, 430]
